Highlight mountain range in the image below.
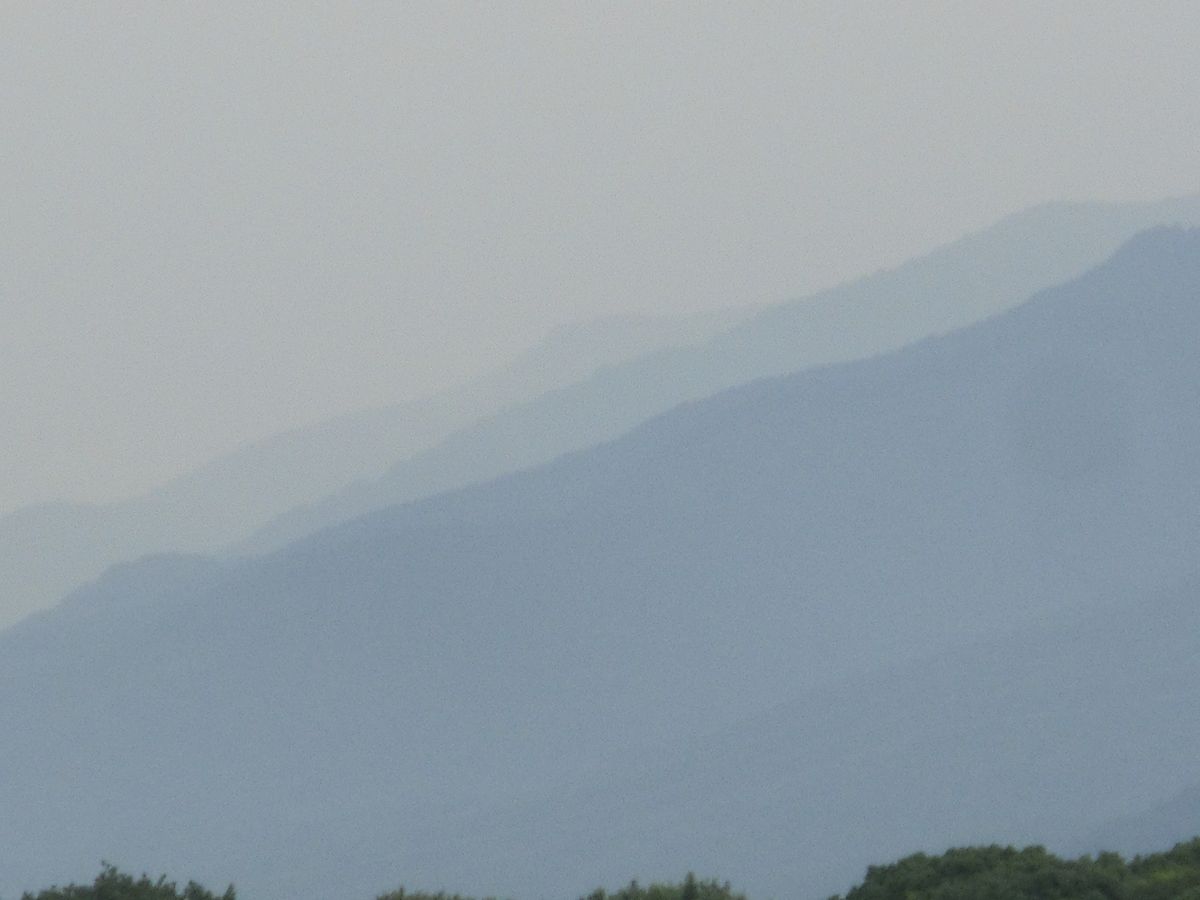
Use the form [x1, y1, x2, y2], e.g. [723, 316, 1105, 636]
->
[237, 193, 1200, 554]
[6, 195, 1200, 631]
[2, 225, 1198, 899]
[0, 306, 744, 629]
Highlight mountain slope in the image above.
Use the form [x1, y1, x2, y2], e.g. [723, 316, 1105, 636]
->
[316, 574, 1200, 900]
[241, 192, 1200, 553]
[0, 307, 744, 629]
[2, 227, 1200, 899]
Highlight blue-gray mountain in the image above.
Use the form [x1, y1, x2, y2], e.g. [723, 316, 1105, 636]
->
[1, 227, 1199, 899]
[3, 195, 1198, 631]
[345, 574, 1200, 900]
[0, 307, 745, 629]
[238, 194, 1200, 554]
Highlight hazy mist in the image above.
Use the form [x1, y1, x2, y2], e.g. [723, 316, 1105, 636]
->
[5, 2, 1200, 512]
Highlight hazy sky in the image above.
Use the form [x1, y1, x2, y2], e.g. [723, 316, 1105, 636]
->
[3, 1, 1199, 514]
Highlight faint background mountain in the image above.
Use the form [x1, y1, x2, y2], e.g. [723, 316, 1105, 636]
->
[0, 306, 744, 630]
[2, 227, 1198, 899]
[5, 195, 1198, 632]
[239, 193, 1200, 554]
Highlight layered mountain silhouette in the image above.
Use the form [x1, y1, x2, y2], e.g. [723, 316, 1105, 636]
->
[239, 193, 1200, 553]
[4, 195, 1199, 631]
[0, 307, 744, 629]
[1, 226, 1198, 899]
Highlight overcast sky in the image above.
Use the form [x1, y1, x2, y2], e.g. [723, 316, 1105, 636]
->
[3, 1, 1199, 514]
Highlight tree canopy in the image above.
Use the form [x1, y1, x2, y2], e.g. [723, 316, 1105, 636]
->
[20, 841, 1200, 900]
[830, 838, 1200, 900]
[21, 863, 235, 900]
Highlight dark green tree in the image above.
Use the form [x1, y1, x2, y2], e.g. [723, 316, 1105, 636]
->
[579, 874, 744, 900]
[376, 890, 493, 900]
[830, 838, 1200, 900]
[21, 863, 234, 900]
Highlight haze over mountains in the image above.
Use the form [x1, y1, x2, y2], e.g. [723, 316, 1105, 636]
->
[239, 193, 1200, 553]
[0, 307, 743, 629]
[3, 226, 1198, 899]
[15, 2, 1199, 526]
[4, 193, 1200, 631]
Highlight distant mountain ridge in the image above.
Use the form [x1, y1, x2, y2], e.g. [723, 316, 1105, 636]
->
[0, 306, 745, 629]
[2, 226, 1199, 899]
[4, 194, 1199, 631]
[238, 193, 1200, 554]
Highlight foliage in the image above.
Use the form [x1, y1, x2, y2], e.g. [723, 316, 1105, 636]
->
[376, 890, 499, 900]
[377, 872, 740, 900]
[829, 838, 1200, 900]
[579, 872, 745, 900]
[22, 843, 1200, 900]
[21, 863, 235, 900]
